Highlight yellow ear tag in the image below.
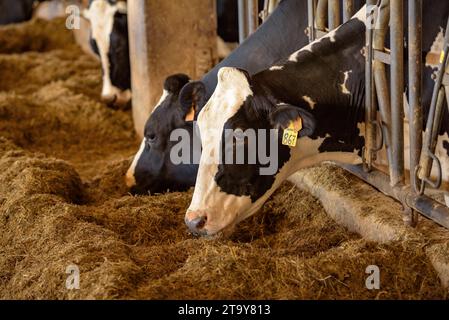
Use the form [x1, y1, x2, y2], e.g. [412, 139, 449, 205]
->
[282, 118, 302, 147]
[440, 51, 445, 64]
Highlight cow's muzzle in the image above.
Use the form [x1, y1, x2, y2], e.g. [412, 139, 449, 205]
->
[185, 212, 207, 236]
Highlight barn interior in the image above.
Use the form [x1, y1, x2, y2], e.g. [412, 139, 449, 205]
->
[0, 0, 449, 300]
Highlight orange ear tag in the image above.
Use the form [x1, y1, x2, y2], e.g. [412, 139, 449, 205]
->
[185, 104, 195, 121]
[282, 118, 302, 147]
[440, 50, 445, 64]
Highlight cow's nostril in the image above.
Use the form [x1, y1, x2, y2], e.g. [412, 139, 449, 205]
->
[185, 215, 207, 234]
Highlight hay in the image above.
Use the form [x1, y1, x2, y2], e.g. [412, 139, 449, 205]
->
[0, 18, 447, 300]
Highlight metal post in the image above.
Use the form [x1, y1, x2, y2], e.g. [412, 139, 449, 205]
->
[364, 3, 376, 171]
[307, 0, 316, 42]
[316, 0, 328, 32]
[268, 0, 279, 13]
[328, 0, 340, 30]
[373, 0, 392, 168]
[418, 19, 449, 192]
[238, 0, 247, 43]
[390, 0, 405, 186]
[247, 0, 259, 35]
[343, 0, 354, 22]
[261, 0, 279, 22]
[407, 0, 423, 225]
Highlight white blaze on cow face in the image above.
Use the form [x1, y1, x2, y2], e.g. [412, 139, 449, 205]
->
[84, 0, 131, 106]
[186, 67, 256, 235]
[126, 138, 146, 188]
[125, 89, 170, 187]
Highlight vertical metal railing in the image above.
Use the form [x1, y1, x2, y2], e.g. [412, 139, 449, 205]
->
[238, 0, 263, 43]
[308, 0, 317, 42]
[417, 19, 449, 194]
[307, 0, 356, 43]
[343, 0, 354, 22]
[390, 0, 405, 187]
[328, 0, 341, 30]
[407, 0, 422, 225]
[349, 0, 449, 229]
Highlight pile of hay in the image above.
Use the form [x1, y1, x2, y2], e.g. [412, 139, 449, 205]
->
[0, 18, 447, 300]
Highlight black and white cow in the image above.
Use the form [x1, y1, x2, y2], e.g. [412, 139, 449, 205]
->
[81, 0, 244, 109]
[83, 0, 131, 108]
[125, 0, 313, 194]
[0, 0, 42, 25]
[183, 5, 449, 236]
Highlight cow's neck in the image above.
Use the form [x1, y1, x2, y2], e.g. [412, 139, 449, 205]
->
[201, 0, 309, 100]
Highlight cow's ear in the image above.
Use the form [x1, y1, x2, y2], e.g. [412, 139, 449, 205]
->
[269, 104, 316, 137]
[179, 81, 207, 122]
[164, 74, 190, 94]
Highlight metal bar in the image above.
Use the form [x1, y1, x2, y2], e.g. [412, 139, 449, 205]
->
[408, 0, 423, 193]
[247, 0, 259, 35]
[343, 0, 354, 22]
[364, 2, 376, 171]
[238, 0, 247, 43]
[373, 0, 393, 171]
[261, 0, 270, 21]
[373, 49, 390, 65]
[407, 0, 423, 225]
[340, 164, 449, 229]
[390, 0, 405, 186]
[267, 0, 279, 13]
[418, 18, 449, 190]
[316, 0, 328, 32]
[261, 0, 279, 21]
[307, 0, 316, 42]
[328, 0, 340, 30]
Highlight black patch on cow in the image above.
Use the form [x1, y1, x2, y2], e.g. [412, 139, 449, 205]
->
[108, 11, 130, 90]
[253, 17, 367, 155]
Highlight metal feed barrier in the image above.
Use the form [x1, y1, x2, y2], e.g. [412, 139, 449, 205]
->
[306, 0, 356, 42]
[237, 0, 449, 229]
[237, 0, 280, 43]
[343, 0, 449, 229]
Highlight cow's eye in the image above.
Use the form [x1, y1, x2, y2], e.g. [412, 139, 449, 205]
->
[147, 134, 156, 145]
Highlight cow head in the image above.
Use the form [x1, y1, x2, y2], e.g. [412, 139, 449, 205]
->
[83, 0, 131, 108]
[184, 67, 316, 236]
[125, 73, 205, 194]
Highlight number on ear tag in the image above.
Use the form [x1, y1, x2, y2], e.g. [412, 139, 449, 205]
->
[282, 118, 302, 147]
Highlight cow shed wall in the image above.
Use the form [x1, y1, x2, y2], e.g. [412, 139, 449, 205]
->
[128, 0, 218, 138]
